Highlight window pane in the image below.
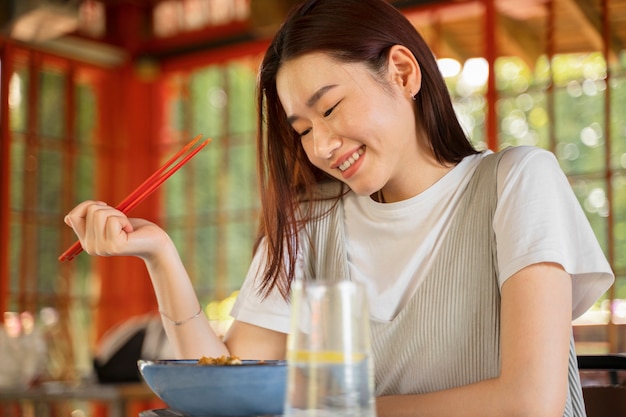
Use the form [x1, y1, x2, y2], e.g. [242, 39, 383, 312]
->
[226, 61, 256, 135]
[190, 67, 225, 138]
[226, 141, 256, 210]
[226, 220, 255, 293]
[38, 148, 63, 214]
[615, 276, 626, 306]
[76, 83, 97, 142]
[552, 54, 607, 175]
[611, 75, 626, 170]
[163, 56, 260, 313]
[76, 153, 95, 202]
[496, 90, 550, 150]
[166, 75, 186, 133]
[194, 224, 218, 295]
[39, 70, 66, 138]
[5, 51, 104, 382]
[614, 173, 626, 271]
[164, 167, 190, 219]
[554, 87, 606, 175]
[8, 221, 22, 306]
[10, 137, 25, 211]
[452, 94, 487, 150]
[445, 58, 488, 149]
[38, 224, 59, 293]
[194, 146, 220, 215]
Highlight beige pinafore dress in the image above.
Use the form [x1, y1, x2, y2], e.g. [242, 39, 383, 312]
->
[300, 151, 586, 417]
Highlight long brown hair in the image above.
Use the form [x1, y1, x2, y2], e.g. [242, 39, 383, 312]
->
[255, 0, 477, 299]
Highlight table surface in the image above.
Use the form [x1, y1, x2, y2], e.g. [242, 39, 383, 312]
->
[0, 382, 158, 417]
[0, 381, 155, 401]
[139, 410, 282, 417]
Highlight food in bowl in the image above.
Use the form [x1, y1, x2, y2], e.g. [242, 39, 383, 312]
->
[138, 359, 287, 416]
[197, 355, 242, 365]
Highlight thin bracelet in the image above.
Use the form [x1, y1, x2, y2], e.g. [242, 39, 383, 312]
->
[159, 305, 203, 326]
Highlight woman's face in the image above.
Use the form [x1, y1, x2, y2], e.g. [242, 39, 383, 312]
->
[276, 51, 422, 198]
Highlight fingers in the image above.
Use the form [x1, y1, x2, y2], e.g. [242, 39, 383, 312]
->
[87, 208, 134, 256]
[64, 200, 107, 233]
[65, 201, 134, 256]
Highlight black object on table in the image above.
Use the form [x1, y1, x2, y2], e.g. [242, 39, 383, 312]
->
[576, 354, 626, 417]
[577, 353, 626, 385]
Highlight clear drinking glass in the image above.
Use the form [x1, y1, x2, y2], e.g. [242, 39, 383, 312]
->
[284, 280, 376, 417]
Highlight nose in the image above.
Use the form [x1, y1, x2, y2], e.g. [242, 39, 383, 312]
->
[312, 122, 341, 159]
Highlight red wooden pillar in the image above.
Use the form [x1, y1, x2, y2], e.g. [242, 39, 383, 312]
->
[94, 3, 163, 341]
[0, 39, 12, 320]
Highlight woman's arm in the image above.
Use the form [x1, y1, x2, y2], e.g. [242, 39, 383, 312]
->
[376, 262, 573, 417]
[64, 201, 287, 360]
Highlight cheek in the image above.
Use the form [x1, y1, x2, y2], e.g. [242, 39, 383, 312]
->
[345, 95, 396, 133]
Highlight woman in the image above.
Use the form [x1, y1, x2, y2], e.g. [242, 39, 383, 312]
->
[65, 0, 614, 416]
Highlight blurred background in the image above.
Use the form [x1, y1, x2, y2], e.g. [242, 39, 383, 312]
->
[0, 0, 625, 414]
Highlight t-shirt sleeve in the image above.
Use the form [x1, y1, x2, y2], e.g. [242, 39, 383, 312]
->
[229, 239, 293, 334]
[493, 146, 614, 319]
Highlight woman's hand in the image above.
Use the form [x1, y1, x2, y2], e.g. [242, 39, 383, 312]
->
[64, 200, 171, 261]
[65, 200, 233, 359]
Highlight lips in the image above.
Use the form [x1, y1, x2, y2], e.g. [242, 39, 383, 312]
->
[337, 146, 365, 172]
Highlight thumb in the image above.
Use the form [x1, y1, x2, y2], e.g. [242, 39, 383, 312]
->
[120, 217, 135, 234]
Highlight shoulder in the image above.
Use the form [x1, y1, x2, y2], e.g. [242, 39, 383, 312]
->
[497, 145, 560, 176]
[494, 146, 566, 195]
[467, 146, 555, 169]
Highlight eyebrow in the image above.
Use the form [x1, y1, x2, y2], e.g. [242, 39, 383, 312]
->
[286, 84, 338, 125]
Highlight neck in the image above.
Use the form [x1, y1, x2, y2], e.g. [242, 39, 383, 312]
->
[376, 188, 385, 203]
[380, 162, 456, 203]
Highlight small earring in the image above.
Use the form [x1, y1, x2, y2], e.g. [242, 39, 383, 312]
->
[409, 91, 417, 101]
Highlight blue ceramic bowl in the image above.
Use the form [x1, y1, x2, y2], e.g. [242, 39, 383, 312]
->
[138, 359, 287, 416]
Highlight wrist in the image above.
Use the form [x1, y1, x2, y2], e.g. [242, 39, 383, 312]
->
[160, 304, 204, 326]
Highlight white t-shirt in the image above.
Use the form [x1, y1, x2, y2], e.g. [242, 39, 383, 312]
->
[231, 146, 614, 332]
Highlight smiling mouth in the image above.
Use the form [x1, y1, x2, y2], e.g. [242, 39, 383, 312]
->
[338, 146, 365, 172]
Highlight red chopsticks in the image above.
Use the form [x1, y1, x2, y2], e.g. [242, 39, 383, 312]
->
[58, 134, 211, 262]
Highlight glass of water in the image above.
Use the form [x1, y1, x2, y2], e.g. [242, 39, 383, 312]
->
[284, 279, 376, 417]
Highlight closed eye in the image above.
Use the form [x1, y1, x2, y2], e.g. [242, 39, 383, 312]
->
[323, 101, 341, 117]
[297, 99, 342, 137]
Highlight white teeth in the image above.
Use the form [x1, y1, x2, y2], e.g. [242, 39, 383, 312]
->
[338, 147, 365, 172]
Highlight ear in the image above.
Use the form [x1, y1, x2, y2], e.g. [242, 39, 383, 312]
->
[387, 45, 422, 100]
